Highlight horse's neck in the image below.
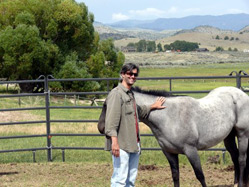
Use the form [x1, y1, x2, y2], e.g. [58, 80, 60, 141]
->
[134, 92, 156, 106]
[134, 91, 166, 130]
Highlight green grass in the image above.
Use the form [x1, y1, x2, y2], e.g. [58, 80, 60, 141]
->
[1, 62, 248, 165]
[136, 62, 249, 92]
[139, 62, 249, 77]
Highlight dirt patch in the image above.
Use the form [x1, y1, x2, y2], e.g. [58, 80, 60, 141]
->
[139, 164, 158, 171]
[0, 162, 236, 186]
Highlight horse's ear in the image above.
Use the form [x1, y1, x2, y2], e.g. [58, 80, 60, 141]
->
[97, 100, 107, 134]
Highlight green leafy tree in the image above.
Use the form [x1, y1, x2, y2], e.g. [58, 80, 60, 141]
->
[215, 35, 220, 40]
[224, 36, 229, 40]
[136, 40, 147, 52]
[0, 0, 95, 92]
[146, 41, 156, 52]
[86, 39, 124, 89]
[127, 42, 136, 47]
[164, 44, 171, 51]
[157, 43, 163, 52]
[58, 53, 99, 92]
[215, 46, 224, 51]
[170, 40, 199, 52]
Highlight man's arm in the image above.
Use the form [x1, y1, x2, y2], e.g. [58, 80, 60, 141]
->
[105, 91, 122, 157]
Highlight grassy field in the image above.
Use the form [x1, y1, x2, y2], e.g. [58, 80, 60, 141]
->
[0, 62, 249, 165]
[1, 62, 249, 186]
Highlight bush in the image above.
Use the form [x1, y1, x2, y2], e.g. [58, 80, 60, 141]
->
[215, 47, 224, 51]
[224, 36, 229, 40]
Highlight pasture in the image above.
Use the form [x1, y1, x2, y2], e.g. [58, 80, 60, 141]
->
[0, 62, 249, 186]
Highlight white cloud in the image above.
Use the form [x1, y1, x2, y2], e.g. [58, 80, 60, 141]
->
[184, 8, 201, 13]
[227, 8, 245, 14]
[168, 6, 178, 14]
[129, 8, 166, 17]
[112, 13, 129, 21]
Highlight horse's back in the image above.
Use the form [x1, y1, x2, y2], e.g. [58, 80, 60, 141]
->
[208, 86, 247, 99]
[207, 86, 249, 136]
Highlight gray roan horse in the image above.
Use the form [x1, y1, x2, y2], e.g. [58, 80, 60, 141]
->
[99, 86, 249, 187]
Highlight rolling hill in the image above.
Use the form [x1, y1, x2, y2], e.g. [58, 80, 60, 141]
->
[108, 13, 249, 31]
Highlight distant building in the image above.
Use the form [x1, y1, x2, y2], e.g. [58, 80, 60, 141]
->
[121, 46, 136, 52]
[196, 48, 209, 52]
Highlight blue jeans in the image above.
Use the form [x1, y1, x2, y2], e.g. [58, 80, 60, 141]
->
[111, 144, 140, 187]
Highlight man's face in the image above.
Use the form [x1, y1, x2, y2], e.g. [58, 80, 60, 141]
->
[122, 68, 138, 87]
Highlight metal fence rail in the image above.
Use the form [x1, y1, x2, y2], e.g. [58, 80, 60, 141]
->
[0, 71, 249, 162]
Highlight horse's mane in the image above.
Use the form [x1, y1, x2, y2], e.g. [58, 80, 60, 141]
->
[132, 86, 175, 97]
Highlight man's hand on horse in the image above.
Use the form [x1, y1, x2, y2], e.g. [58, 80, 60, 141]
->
[150, 97, 166, 110]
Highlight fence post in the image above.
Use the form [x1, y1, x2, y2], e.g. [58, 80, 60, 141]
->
[236, 73, 241, 89]
[107, 80, 110, 92]
[169, 78, 172, 91]
[44, 76, 52, 161]
[238, 70, 248, 89]
[229, 71, 240, 89]
[18, 89, 21, 106]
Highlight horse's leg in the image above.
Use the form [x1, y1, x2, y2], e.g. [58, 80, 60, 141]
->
[244, 141, 249, 186]
[162, 150, 180, 187]
[237, 136, 248, 187]
[224, 128, 239, 184]
[184, 146, 207, 187]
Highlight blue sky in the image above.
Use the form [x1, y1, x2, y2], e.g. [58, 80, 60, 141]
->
[76, 0, 249, 23]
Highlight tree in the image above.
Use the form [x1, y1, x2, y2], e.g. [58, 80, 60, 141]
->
[136, 40, 147, 52]
[86, 38, 124, 89]
[127, 42, 136, 47]
[58, 53, 99, 92]
[169, 40, 199, 52]
[146, 41, 156, 52]
[157, 43, 163, 52]
[0, 0, 95, 92]
[215, 46, 224, 51]
[164, 44, 171, 51]
[224, 36, 229, 40]
[215, 35, 220, 40]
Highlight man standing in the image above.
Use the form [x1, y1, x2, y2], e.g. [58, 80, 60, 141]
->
[105, 63, 166, 186]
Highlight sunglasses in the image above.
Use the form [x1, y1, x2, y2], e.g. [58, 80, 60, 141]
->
[126, 72, 138, 77]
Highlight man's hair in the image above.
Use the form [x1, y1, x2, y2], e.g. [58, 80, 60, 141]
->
[120, 63, 140, 75]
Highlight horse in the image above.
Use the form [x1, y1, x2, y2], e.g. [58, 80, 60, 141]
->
[99, 86, 249, 187]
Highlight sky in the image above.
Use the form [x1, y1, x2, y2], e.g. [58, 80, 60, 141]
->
[76, 0, 249, 24]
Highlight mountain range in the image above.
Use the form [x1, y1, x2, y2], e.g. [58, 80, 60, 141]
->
[107, 13, 249, 31]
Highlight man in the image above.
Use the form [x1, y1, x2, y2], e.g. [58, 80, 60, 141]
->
[105, 63, 166, 186]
